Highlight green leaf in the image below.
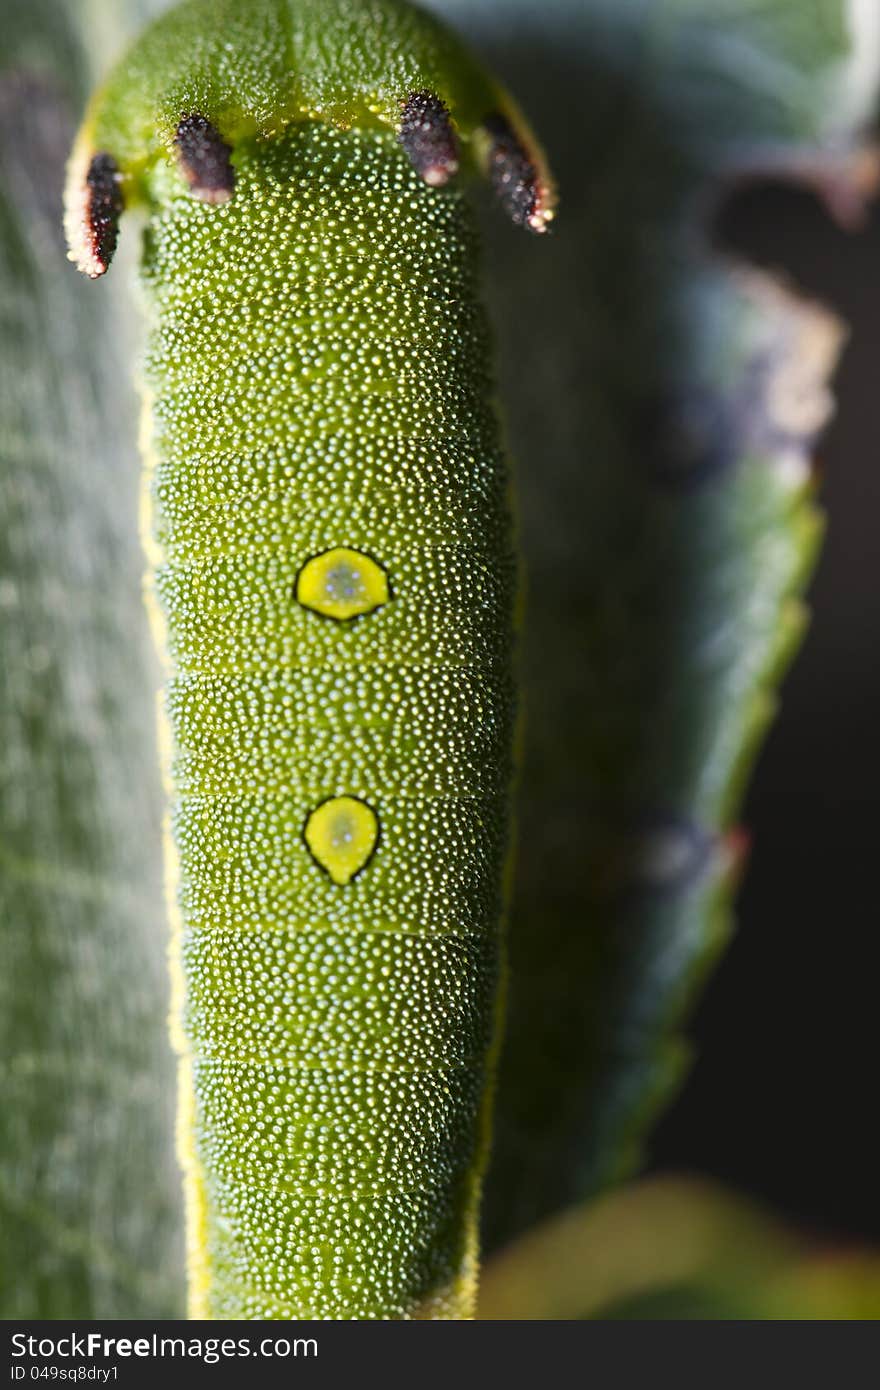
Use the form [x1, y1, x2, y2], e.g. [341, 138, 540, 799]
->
[425, 0, 879, 1250]
[477, 1176, 880, 1319]
[0, 0, 182, 1318]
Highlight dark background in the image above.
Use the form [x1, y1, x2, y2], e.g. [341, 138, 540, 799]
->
[650, 183, 880, 1243]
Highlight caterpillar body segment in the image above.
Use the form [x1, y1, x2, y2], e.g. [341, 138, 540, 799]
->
[65, 0, 553, 1319]
[64, 0, 555, 278]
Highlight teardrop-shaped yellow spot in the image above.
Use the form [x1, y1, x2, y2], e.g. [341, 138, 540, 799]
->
[304, 796, 380, 885]
[295, 547, 389, 621]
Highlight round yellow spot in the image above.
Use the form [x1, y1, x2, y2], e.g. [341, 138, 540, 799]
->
[303, 796, 380, 885]
[295, 547, 390, 621]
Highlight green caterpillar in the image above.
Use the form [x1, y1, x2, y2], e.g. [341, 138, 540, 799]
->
[64, 0, 553, 1320]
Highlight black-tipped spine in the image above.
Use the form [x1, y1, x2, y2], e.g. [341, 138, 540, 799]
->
[482, 112, 549, 233]
[174, 114, 235, 204]
[399, 91, 459, 188]
[84, 152, 123, 277]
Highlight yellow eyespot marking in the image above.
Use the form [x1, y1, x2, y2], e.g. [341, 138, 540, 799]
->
[303, 796, 380, 885]
[295, 547, 390, 621]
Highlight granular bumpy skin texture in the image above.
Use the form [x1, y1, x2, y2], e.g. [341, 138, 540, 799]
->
[143, 124, 515, 1319]
[63, 0, 552, 1321]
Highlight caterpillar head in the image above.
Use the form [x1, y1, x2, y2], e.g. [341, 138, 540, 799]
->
[64, 0, 556, 279]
